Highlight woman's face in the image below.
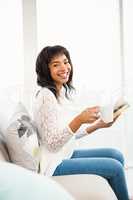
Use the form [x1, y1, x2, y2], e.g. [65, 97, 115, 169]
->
[49, 54, 71, 89]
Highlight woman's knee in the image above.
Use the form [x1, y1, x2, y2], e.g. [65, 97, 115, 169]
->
[109, 159, 125, 178]
[107, 148, 125, 166]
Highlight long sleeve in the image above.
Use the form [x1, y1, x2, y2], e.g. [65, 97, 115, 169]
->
[75, 128, 88, 139]
[34, 88, 73, 152]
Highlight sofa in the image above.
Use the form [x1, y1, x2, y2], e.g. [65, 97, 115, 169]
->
[0, 139, 118, 200]
[0, 162, 75, 200]
[0, 88, 117, 200]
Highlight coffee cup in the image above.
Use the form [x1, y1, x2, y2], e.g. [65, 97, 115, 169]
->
[100, 105, 113, 123]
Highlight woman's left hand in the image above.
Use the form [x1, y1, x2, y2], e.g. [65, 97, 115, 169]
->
[95, 115, 120, 129]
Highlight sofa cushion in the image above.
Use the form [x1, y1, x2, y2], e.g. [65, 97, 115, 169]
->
[53, 175, 117, 200]
[5, 102, 40, 172]
[0, 162, 74, 200]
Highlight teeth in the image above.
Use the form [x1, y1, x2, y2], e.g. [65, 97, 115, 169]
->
[58, 73, 68, 78]
[59, 75, 67, 78]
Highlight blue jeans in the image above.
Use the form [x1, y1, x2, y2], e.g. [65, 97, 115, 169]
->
[53, 148, 129, 200]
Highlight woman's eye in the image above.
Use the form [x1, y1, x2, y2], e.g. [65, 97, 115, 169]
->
[64, 61, 69, 65]
[53, 64, 59, 67]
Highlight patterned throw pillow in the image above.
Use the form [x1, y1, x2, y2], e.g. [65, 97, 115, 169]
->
[5, 103, 40, 172]
[0, 133, 10, 161]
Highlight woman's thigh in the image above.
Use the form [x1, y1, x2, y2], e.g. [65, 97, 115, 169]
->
[53, 157, 123, 177]
[71, 148, 124, 165]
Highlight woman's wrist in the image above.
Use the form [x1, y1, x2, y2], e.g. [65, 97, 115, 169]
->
[69, 115, 82, 133]
[86, 123, 99, 134]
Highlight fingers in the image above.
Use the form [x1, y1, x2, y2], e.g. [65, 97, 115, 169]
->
[87, 109, 98, 116]
[89, 112, 100, 123]
[83, 106, 101, 124]
[94, 112, 100, 120]
[91, 106, 100, 113]
[92, 107, 100, 119]
[87, 106, 100, 115]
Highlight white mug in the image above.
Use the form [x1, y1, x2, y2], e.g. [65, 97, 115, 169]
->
[100, 104, 113, 123]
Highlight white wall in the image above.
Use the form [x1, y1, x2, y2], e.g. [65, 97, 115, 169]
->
[23, 0, 37, 112]
[36, 0, 121, 91]
[122, 0, 133, 166]
[0, 0, 24, 89]
[0, 0, 24, 132]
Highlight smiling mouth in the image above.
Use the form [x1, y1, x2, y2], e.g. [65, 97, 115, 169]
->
[58, 72, 69, 79]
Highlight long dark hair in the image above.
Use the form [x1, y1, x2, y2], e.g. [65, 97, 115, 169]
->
[35, 45, 75, 99]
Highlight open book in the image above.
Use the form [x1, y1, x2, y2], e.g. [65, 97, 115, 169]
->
[113, 99, 130, 118]
[100, 97, 130, 123]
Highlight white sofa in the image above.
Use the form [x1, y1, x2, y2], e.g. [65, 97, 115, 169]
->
[0, 87, 118, 200]
[53, 175, 117, 200]
[0, 142, 117, 200]
[0, 161, 75, 200]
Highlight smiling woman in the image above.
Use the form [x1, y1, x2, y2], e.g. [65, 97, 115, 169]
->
[33, 45, 130, 200]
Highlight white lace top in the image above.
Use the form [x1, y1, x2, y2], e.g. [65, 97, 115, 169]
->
[33, 87, 88, 176]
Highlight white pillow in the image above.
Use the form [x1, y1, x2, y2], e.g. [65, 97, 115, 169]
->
[5, 102, 40, 172]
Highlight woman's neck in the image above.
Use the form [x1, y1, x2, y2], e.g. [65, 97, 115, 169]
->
[56, 84, 63, 95]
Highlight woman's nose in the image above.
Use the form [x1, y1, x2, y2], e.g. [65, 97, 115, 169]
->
[60, 63, 67, 70]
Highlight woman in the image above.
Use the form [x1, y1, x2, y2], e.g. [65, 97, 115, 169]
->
[34, 45, 131, 200]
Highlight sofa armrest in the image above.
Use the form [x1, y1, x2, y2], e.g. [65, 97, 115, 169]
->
[0, 162, 74, 200]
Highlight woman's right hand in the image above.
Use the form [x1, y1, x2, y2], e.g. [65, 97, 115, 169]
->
[79, 106, 100, 124]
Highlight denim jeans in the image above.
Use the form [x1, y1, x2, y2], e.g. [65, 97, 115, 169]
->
[53, 148, 129, 200]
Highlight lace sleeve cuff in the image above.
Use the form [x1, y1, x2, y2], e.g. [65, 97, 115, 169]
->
[67, 125, 75, 135]
[75, 128, 88, 139]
